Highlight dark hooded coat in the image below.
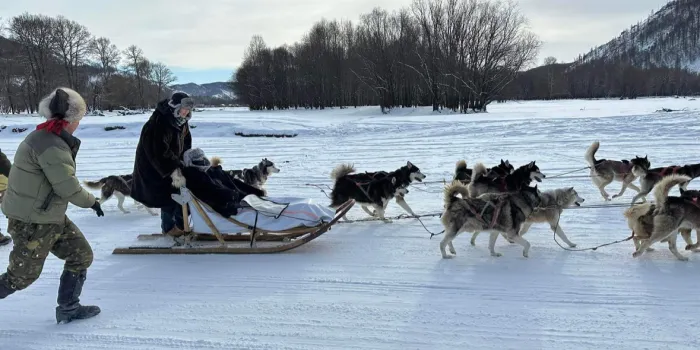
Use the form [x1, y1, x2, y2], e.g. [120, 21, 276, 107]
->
[130, 99, 192, 208]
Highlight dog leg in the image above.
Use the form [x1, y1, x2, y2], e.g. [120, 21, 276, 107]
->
[144, 206, 159, 216]
[360, 205, 376, 217]
[551, 222, 577, 248]
[627, 182, 641, 193]
[666, 232, 689, 261]
[634, 217, 674, 258]
[470, 231, 480, 246]
[510, 234, 531, 258]
[594, 176, 613, 201]
[488, 232, 502, 257]
[680, 228, 694, 250]
[395, 196, 417, 217]
[687, 230, 700, 250]
[611, 181, 632, 200]
[440, 228, 458, 259]
[374, 205, 391, 223]
[115, 191, 130, 214]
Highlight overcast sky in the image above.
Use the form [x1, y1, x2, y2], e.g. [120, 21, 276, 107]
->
[1, 0, 670, 84]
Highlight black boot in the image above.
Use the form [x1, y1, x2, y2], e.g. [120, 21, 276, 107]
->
[0, 234, 11, 246]
[55, 270, 100, 324]
[0, 274, 16, 299]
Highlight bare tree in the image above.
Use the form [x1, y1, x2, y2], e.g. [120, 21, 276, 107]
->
[123, 45, 149, 107]
[543, 56, 557, 65]
[51, 16, 92, 89]
[150, 61, 176, 99]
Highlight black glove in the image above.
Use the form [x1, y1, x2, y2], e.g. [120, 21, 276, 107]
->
[91, 201, 104, 217]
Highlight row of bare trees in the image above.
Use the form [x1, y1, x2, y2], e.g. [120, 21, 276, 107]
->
[232, 0, 541, 112]
[0, 13, 177, 114]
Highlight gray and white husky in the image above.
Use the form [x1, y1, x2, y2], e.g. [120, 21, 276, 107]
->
[469, 186, 584, 248]
[439, 181, 542, 259]
[629, 174, 700, 261]
[585, 141, 644, 201]
[84, 174, 158, 216]
[227, 158, 280, 191]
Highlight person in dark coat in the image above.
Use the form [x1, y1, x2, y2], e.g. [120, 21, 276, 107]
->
[0, 148, 11, 246]
[130, 91, 193, 235]
[181, 148, 265, 218]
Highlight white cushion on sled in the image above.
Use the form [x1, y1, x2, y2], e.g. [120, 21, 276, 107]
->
[190, 196, 336, 234]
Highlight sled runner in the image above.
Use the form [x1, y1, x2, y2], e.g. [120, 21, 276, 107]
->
[112, 188, 354, 255]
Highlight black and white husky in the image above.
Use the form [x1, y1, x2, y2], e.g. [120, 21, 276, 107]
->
[226, 158, 280, 191]
[84, 174, 158, 215]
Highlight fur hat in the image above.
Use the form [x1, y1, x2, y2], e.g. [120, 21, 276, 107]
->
[38, 87, 87, 123]
[183, 148, 210, 171]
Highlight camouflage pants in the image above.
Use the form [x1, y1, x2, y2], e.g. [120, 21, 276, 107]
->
[2, 217, 93, 291]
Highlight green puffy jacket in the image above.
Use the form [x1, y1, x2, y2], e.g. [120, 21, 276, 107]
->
[1, 129, 96, 224]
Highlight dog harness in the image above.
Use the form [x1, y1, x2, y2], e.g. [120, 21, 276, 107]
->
[464, 199, 503, 229]
[657, 166, 682, 176]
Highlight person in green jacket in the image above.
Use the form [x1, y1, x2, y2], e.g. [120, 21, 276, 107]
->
[0, 148, 11, 246]
[0, 87, 105, 324]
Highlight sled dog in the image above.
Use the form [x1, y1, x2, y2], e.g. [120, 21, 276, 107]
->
[440, 181, 542, 259]
[585, 141, 645, 201]
[629, 161, 700, 204]
[84, 174, 158, 215]
[631, 174, 700, 261]
[340, 161, 426, 217]
[454, 159, 515, 184]
[469, 186, 584, 248]
[467, 161, 545, 198]
[329, 163, 409, 222]
[227, 158, 280, 190]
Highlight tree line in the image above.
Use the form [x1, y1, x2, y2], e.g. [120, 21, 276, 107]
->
[232, 0, 700, 112]
[0, 13, 178, 114]
[232, 0, 541, 113]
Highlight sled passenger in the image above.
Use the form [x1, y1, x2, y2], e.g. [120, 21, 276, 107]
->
[0, 87, 105, 324]
[131, 91, 193, 236]
[0, 148, 12, 246]
[181, 148, 265, 217]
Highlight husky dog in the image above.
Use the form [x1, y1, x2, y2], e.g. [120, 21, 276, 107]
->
[631, 174, 700, 261]
[227, 158, 280, 190]
[629, 161, 700, 205]
[454, 159, 515, 184]
[341, 161, 426, 217]
[469, 186, 584, 248]
[467, 161, 545, 198]
[329, 164, 409, 222]
[84, 175, 158, 215]
[585, 141, 645, 201]
[440, 181, 542, 259]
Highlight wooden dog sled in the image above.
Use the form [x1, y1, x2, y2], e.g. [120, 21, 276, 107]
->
[112, 188, 354, 255]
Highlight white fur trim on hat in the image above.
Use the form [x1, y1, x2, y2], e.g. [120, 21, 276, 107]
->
[38, 87, 87, 123]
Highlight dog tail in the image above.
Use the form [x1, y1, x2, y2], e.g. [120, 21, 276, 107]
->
[470, 162, 488, 182]
[654, 174, 691, 208]
[584, 141, 599, 168]
[330, 163, 355, 181]
[211, 156, 222, 167]
[83, 178, 106, 189]
[455, 159, 467, 172]
[444, 180, 470, 207]
[624, 203, 653, 221]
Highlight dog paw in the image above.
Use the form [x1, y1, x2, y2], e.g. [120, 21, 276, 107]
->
[568, 243, 577, 248]
[612, 194, 620, 198]
[490, 252, 503, 257]
[441, 254, 454, 259]
[382, 219, 393, 223]
[449, 247, 456, 255]
[646, 247, 655, 252]
[686, 244, 699, 251]
[470, 240, 476, 246]
[523, 252, 529, 258]
[632, 251, 643, 258]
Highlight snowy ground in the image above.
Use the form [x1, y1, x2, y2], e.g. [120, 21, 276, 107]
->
[1, 97, 700, 349]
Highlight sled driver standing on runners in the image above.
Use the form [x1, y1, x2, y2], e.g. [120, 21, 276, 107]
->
[0, 87, 105, 324]
[131, 91, 194, 236]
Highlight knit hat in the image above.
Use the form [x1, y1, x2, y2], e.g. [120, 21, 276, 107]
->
[168, 91, 195, 125]
[37, 87, 87, 123]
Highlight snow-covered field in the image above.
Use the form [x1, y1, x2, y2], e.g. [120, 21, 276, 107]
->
[1, 97, 700, 349]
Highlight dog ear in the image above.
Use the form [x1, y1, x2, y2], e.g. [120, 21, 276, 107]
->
[568, 187, 574, 191]
[407, 161, 413, 168]
[391, 177, 396, 184]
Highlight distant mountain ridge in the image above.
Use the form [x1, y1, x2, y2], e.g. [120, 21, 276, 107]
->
[574, 0, 700, 71]
[170, 81, 235, 100]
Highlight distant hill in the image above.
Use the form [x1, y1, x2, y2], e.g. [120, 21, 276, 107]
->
[574, 0, 700, 71]
[170, 82, 235, 100]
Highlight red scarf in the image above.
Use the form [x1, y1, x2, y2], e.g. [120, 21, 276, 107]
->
[36, 119, 69, 135]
